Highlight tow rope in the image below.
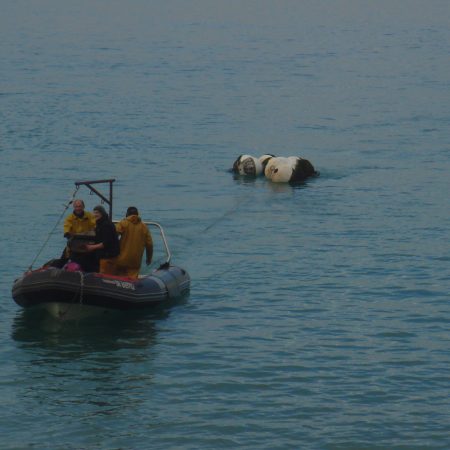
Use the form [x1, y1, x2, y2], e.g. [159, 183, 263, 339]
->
[27, 185, 80, 271]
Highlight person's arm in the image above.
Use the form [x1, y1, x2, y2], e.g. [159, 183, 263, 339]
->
[115, 220, 125, 235]
[145, 230, 153, 265]
[63, 215, 73, 237]
[85, 242, 104, 252]
[88, 213, 96, 231]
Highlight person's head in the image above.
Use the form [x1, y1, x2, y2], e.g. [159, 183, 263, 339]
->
[126, 206, 139, 217]
[93, 205, 108, 221]
[73, 199, 85, 216]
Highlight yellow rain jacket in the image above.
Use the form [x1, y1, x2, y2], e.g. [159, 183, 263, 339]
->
[114, 215, 153, 278]
[63, 211, 96, 235]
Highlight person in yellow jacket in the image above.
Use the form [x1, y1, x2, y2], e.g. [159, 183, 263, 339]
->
[113, 206, 153, 278]
[63, 199, 96, 237]
[60, 199, 96, 264]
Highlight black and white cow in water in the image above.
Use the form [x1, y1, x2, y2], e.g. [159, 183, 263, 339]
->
[232, 154, 318, 183]
[264, 156, 318, 183]
[232, 154, 276, 177]
[232, 154, 263, 176]
[259, 154, 276, 173]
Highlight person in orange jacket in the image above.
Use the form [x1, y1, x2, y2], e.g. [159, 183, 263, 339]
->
[113, 207, 153, 278]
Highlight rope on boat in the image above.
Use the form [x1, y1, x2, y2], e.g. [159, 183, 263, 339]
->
[27, 185, 80, 271]
[55, 271, 85, 322]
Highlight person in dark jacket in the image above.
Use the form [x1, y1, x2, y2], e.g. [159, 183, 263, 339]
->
[85, 205, 120, 274]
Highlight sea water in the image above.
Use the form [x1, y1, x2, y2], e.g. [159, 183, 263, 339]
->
[1, 1, 450, 448]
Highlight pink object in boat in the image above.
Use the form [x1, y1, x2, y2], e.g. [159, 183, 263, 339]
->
[63, 261, 82, 272]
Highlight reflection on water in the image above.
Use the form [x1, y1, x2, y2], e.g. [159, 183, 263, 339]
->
[231, 173, 258, 185]
[264, 180, 298, 194]
[11, 306, 171, 355]
[8, 305, 180, 423]
[232, 172, 316, 194]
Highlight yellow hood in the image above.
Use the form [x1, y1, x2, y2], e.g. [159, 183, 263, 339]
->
[127, 214, 141, 224]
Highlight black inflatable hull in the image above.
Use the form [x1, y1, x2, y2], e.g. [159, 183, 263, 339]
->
[12, 266, 190, 319]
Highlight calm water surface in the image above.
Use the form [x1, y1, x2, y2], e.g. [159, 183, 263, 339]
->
[1, 1, 450, 449]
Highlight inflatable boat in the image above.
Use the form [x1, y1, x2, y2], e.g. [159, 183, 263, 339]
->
[11, 179, 190, 320]
[12, 262, 190, 320]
